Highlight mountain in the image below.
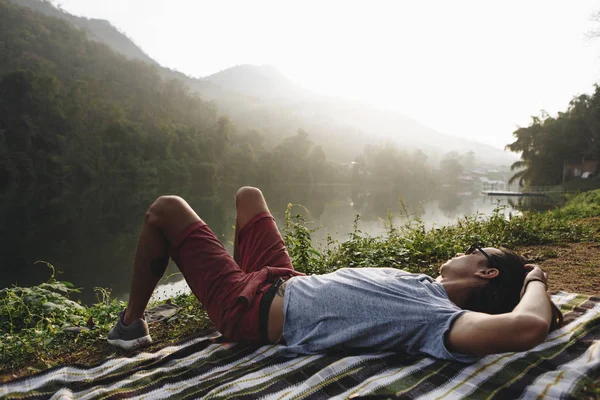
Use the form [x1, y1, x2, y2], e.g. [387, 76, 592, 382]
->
[205, 64, 309, 101]
[202, 65, 517, 165]
[11, 0, 518, 166]
[12, 0, 157, 65]
[0, 0, 236, 188]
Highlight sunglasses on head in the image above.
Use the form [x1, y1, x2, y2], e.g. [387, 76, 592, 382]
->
[465, 244, 491, 262]
[464, 244, 510, 276]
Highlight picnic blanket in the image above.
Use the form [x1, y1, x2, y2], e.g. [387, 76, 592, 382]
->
[1, 292, 598, 399]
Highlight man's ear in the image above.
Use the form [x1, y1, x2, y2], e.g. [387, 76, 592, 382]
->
[475, 268, 499, 280]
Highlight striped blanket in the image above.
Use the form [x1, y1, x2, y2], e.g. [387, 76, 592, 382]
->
[2, 292, 598, 399]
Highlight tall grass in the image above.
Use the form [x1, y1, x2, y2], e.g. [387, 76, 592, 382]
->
[285, 191, 599, 276]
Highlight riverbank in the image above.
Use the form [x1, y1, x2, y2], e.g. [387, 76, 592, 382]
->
[1, 191, 599, 385]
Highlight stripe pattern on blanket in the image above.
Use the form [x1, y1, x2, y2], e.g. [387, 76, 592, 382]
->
[1, 292, 599, 399]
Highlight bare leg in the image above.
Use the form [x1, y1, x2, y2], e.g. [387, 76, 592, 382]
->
[123, 196, 201, 325]
[231, 187, 293, 343]
[122, 220, 169, 325]
[233, 187, 270, 266]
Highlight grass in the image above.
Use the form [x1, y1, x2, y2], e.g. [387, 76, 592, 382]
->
[1, 190, 600, 388]
[556, 189, 600, 219]
[286, 198, 597, 278]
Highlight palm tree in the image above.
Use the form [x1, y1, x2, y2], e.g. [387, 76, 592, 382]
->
[508, 160, 531, 187]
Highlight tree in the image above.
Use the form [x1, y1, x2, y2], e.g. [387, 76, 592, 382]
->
[440, 152, 464, 182]
[506, 89, 599, 187]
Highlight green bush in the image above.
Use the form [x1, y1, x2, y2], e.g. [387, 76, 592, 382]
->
[285, 200, 597, 279]
[0, 264, 127, 370]
[555, 189, 600, 219]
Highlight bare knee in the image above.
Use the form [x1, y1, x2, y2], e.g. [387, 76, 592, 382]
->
[146, 195, 187, 227]
[145, 196, 202, 243]
[235, 187, 269, 229]
[236, 186, 264, 207]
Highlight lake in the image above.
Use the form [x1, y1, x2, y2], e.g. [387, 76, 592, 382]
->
[0, 183, 535, 303]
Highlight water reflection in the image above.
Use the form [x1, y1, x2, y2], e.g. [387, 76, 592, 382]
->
[0, 183, 235, 304]
[1, 183, 532, 303]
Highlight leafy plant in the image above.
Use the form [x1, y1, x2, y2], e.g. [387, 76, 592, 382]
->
[0, 263, 87, 368]
[284, 203, 329, 275]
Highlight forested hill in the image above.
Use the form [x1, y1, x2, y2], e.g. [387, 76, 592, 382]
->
[6, 0, 222, 108]
[9, 0, 157, 66]
[9, 0, 517, 166]
[0, 0, 335, 189]
[1, 0, 434, 196]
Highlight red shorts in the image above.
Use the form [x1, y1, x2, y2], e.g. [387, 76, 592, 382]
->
[169, 212, 303, 343]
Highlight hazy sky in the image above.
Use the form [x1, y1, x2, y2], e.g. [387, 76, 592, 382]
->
[55, 0, 600, 150]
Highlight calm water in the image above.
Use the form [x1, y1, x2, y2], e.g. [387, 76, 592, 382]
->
[0, 183, 533, 303]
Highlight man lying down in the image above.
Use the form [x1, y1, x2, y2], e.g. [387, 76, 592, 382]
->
[108, 187, 563, 362]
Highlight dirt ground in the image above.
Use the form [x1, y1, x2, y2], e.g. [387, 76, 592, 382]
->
[517, 242, 600, 296]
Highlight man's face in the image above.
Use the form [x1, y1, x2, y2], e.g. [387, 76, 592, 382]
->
[439, 246, 503, 280]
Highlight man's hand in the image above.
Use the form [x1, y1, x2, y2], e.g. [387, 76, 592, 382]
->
[521, 264, 564, 331]
[520, 264, 548, 299]
[447, 264, 553, 356]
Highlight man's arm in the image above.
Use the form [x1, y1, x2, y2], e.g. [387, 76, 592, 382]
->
[446, 267, 552, 356]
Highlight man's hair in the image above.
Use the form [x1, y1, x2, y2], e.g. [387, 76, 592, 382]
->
[464, 247, 563, 331]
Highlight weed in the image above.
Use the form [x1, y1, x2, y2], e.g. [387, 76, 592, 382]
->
[284, 203, 329, 275]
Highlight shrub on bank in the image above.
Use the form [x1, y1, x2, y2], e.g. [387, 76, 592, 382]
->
[285, 190, 600, 276]
[556, 189, 600, 219]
